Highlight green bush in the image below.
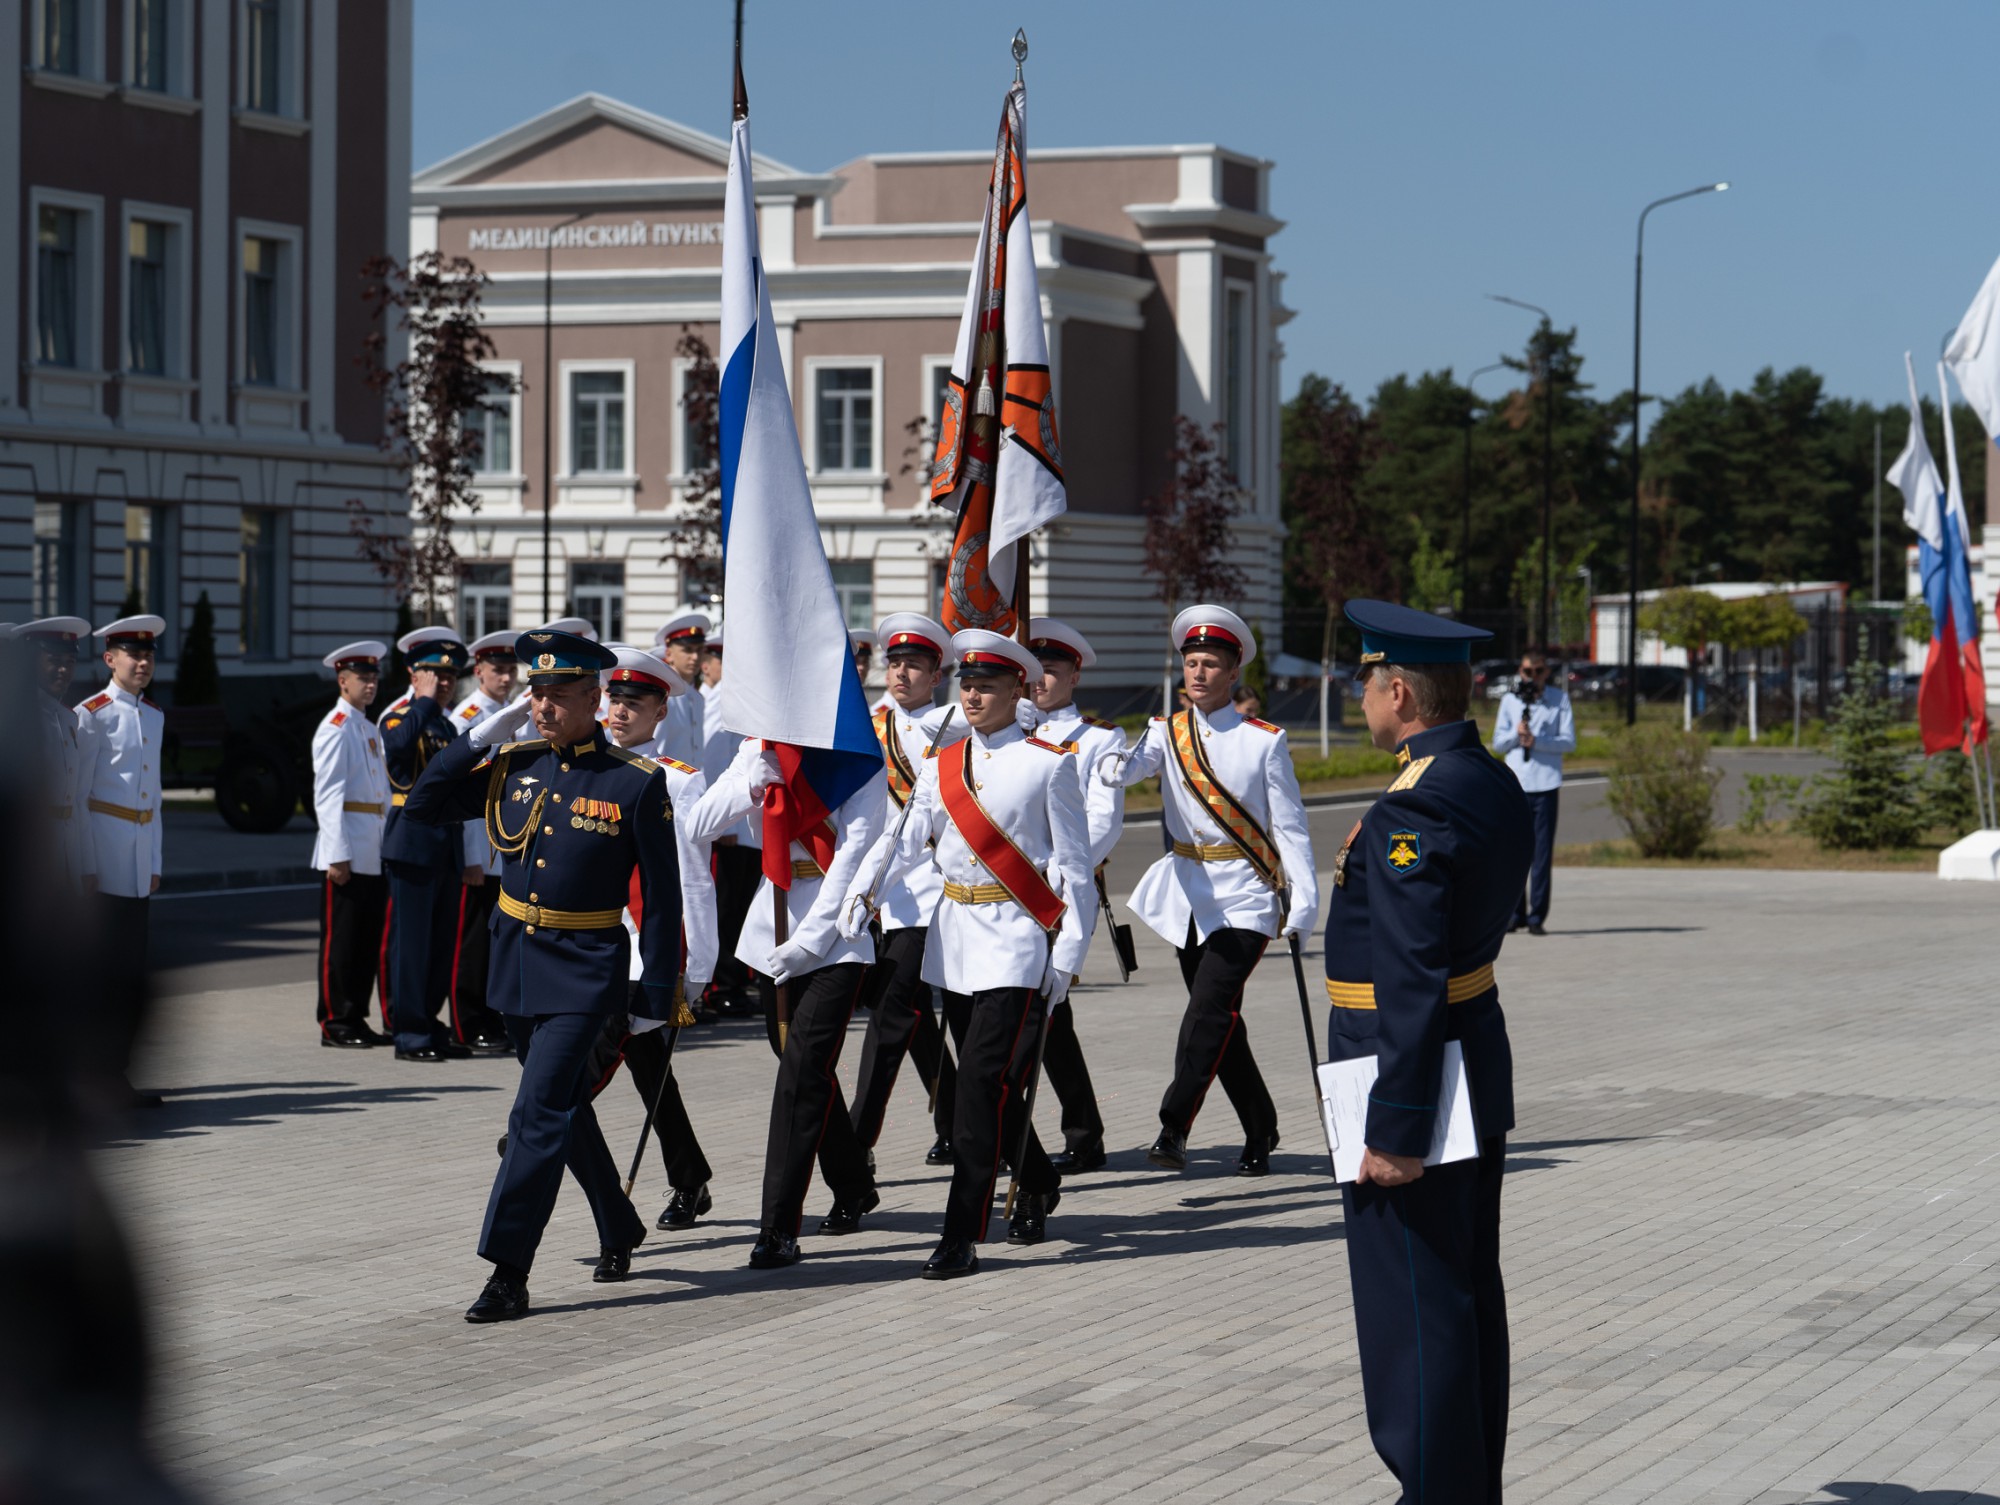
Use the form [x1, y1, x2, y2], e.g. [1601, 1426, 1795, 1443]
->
[1606, 724, 1717, 857]
[1916, 749, 1979, 837]
[1796, 679, 1922, 850]
[1738, 772, 1804, 835]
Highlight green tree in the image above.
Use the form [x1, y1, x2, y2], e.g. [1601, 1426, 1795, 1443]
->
[1283, 375, 1386, 665]
[175, 590, 220, 707]
[1405, 515, 1457, 614]
[1797, 678, 1922, 849]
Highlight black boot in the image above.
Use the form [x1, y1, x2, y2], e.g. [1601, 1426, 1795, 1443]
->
[924, 1136, 955, 1165]
[657, 1183, 712, 1230]
[921, 1238, 980, 1279]
[1237, 1130, 1279, 1177]
[1147, 1127, 1188, 1171]
[1007, 1189, 1061, 1246]
[817, 1187, 881, 1236]
[593, 1247, 633, 1283]
[748, 1231, 800, 1269]
[1049, 1136, 1105, 1173]
[465, 1271, 530, 1323]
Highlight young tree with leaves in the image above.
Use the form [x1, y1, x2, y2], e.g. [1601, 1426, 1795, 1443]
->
[1144, 417, 1249, 711]
[659, 326, 724, 605]
[1283, 376, 1386, 667]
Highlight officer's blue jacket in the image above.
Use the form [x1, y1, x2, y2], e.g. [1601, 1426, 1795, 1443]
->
[380, 696, 463, 872]
[1323, 717, 1532, 1157]
[402, 728, 683, 1022]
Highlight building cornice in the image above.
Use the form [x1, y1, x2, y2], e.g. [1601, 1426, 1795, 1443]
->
[0, 415, 401, 467]
[416, 174, 840, 210]
[1125, 202, 1285, 239]
[852, 143, 1274, 170]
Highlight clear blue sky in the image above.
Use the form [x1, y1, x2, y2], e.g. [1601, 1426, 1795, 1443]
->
[416, 0, 2000, 421]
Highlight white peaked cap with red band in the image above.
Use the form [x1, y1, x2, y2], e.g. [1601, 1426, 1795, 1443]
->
[950, 629, 1041, 682]
[529, 617, 597, 642]
[653, 611, 710, 648]
[468, 629, 517, 660]
[1027, 616, 1096, 669]
[96, 613, 167, 644]
[1171, 604, 1256, 669]
[323, 640, 390, 671]
[876, 612, 956, 667]
[605, 644, 688, 696]
[396, 624, 464, 654]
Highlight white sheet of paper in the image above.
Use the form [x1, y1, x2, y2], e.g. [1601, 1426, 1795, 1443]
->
[1316, 1041, 1479, 1184]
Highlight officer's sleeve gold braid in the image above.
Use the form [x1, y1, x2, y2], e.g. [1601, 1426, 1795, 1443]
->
[669, 975, 697, 1028]
[484, 749, 547, 858]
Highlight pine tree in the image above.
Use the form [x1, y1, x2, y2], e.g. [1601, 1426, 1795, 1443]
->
[176, 591, 221, 706]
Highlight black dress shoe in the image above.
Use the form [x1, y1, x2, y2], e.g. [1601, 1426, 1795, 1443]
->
[1237, 1130, 1280, 1178]
[748, 1231, 800, 1269]
[496, 1134, 508, 1158]
[921, 1238, 980, 1279]
[465, 1273, 530, 1323]
[1147, 1128, 1188, 1171]
[320, 1028, 377, 1049]
[1528, 923, 1547, 937]
[1007, 1189, 1061, 1245]
[466, 1035, 513, 1056]
[395, 1045, 448, 1062]
[657, 1183, 712, 1230]
[817, 1187, 881, 1236]
[1050, 1137, 1106, 1174]
[353, 1023, 391, 1046]
[924, 1137, 955, 1166]
[593, 1247, 633, 1283]
[433, 1039, 473, 1059]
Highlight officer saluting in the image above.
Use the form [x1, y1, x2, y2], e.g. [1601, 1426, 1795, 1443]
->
[850, 630, 1093, 1277]
[1109, 606, 1317, 1176]
[1323, 601, 1531, 1504]
[310, 641, 392, 1047]
[402, 629, 683, 1323]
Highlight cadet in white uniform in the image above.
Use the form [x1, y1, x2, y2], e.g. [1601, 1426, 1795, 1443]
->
[851, 630, 1093, 1276]
[1025, 617, 1127, 1173]
[1111, 606, 1318, 1176]
[697, 620, 760, 1016]
[311, 641, 392, 1047]
[75, 614, 168, 1104]
[692, 730, 886, 1269]
[21, 617, 93, 888]
[651, 612, 709, 769]
[444, 630, 520, 1053]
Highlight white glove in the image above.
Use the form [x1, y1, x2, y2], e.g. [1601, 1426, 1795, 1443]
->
[1041, 960, 1071, 1006]
[1015, 699, 1048, 732]
[747, 747, 784, 803]
[1282, 911, 1310, 944]
[838, 892, 874, 942]
[1097, 751, 1129, 787]
[469, 698, 534, 751]
[766, 935, 815, 986]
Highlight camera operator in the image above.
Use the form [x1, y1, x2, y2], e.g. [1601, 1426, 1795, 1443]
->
[1491, 649, 1574, 935]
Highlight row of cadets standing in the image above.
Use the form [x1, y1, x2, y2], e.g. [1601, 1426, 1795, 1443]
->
[311, 641, 392, 1046]
[1108, 605, 1318, 1177]
[847, 629, 1093, 1276]
[845, 613, 969, 1168]
[651, 611, 709, 769]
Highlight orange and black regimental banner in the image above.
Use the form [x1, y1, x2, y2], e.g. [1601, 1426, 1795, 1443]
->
[874, 705, 917, 807]
[937, 740, 1065, 930]
[1002, 363, 1063, 487]
[1168, 710, 1285, 890]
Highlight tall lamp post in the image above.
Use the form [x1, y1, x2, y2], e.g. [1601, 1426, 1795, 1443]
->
[540, 211, 586, 622]
[1489, 294, 1556, 648]
[1459, 361, 1508, 615]
[1627, 182, 1729, 725]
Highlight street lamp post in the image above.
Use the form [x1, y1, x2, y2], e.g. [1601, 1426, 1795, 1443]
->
[1627, 182, 1729, 725]
[541, 211, 586, 622]
[1459, 361, 1508, 615]
[1489, 295, 1555, 648]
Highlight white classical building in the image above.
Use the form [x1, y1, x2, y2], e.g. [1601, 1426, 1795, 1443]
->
[411, 94, 1292, 688]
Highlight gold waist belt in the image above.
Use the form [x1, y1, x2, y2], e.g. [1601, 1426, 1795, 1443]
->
[1172, 839, 1240, 862]
[89, 798, 153, 825]
[942, 880, 1014, 905]
[343, 800, 383, 814]
[792, 860, 824, 880]
[1325, 963, 1497, 1011]
[496, 889, 623, 934]
[390, 793, 408, 807]
[50, 805, 72, 820]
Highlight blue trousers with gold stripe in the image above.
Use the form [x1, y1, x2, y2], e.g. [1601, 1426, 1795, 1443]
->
[1341, 1136, 1508, 1505]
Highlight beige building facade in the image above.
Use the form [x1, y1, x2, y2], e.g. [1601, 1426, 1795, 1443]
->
[413, 93, 1290, 689]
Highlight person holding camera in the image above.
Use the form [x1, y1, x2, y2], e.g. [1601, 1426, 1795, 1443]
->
[1491, 649, 1574, 935]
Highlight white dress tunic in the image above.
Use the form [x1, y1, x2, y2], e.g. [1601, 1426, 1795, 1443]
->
[1035, 703, 1129, 871]
[451, 686, 510, 875]
[621, 743, 720, 993]
[1116, 702, 1319, 946]
[309, 701, 390, 875]
[865, 699, 969, 933]
[74, 683, 165, 898]
[870, 722, 1093, 993]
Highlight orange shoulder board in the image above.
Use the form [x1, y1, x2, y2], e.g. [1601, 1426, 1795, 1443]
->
[83, 693, 111, 713]
[1244, 716, 1282, 734]
[1083, 714, 1121, 731]
[330, 710, 348, 727]
[383, 715, 403, 730]
[458, 703, 481, 720]
[661, 756, 697, 775]
[1026, 736, 1069, 754]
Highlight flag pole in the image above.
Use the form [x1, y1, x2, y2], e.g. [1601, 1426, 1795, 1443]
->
[1010, 29, 1033, 647]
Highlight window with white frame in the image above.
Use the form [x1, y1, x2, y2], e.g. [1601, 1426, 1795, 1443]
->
[1222, 283, 1251, 483]
[127, 0, 184, 91]
[460, 562, 512, 640]
[240, 231, 294, 387]
[33, 500, 85, 617]
[568, 562, 625, 643]
[675, 358, 718, 480]
[463, 369, 516, 475]
[568, 369, 628, 475]
[814, 365, 875, 473]
[124, 503, 175, 627]
[830, 560, 874, 633]
[36, 205, 82, 366]
[240, 0, 298, 115]
[126, 218, 172, 374]
[35, 0, 93, 75]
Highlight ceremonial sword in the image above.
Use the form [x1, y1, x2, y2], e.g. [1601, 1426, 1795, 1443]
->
[620, 983, 697, 1197]
[1282, 890, 1337, 1173]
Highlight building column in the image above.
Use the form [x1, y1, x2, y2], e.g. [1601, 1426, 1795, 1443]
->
[308, 0, 338, 440]
[0, 8, 20, 420]
[199, 0, 232, 431]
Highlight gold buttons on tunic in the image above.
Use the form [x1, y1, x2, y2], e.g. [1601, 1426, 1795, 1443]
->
[552, 793, 563, 804]
[535, 858, 546, 868]
[560, 763, 570, 772]
[529, 893, 539, 902]
[543, 826, 554, 835]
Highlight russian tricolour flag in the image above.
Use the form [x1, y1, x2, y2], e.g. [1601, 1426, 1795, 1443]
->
[716, 104, 879, 884]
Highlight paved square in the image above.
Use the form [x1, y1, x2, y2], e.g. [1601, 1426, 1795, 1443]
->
[114, 866, 2000, 1503]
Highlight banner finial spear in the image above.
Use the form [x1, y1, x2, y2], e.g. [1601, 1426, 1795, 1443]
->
[733, 0, 748, 120]
[1012, 28, 1027, 82]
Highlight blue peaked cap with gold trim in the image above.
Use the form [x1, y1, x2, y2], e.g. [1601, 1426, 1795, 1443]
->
[515, 628, 616, 682]
[1345, 599, 1491, 665]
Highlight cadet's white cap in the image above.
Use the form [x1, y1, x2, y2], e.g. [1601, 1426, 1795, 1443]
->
[469, 629, 516, 660]
[950, 629, 1040, 682]
[323, 640, 389, 671]
[1171, 604, 1256, 668]
[653, 611, 710, 648]
[605, 644, 688, 696]
[96, 613, 167, 645]
[877, 613, 954, 666]
[850, 627, 878, 651]
[19, 616, 93, 647]
[396, 624, 464, 654]
[704, 619, 724, 648]
[1027, 617, 1096, 669]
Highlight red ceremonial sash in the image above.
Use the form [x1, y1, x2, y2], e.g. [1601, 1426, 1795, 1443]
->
[937, 740, 1065, 931]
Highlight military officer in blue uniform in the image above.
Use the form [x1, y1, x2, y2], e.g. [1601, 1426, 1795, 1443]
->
[1322, 600, 1531, 1505]
[378, 629, 471, 1060]
[402, 630, 683, 1323]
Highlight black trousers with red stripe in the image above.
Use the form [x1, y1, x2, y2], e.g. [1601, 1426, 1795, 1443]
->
[449, 877, 505, 1043]
[759, 962, 874, 1238]
[317, 870, 387, 1035]
[1160, 922, 1278, 1144]
[942, 986, 1058, 1243]
[579, 987, 713, 1194]
[849, 925, 956, 1148]
[709, 843, 761, 998]
[1041, 999, 1104, 1151]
